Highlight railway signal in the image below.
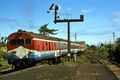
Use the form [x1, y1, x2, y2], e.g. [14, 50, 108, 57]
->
[48, 3, 84, 61]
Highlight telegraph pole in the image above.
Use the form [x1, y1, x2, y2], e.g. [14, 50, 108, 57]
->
[75, 33, 77, 42]
[48, 4, 84, 60]
[110, 38, 111, 44]
[68, 21, 70, 55]
[113, 32, 116, 44]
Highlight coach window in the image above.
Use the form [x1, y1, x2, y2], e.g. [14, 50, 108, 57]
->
[25, 39, 32, 45]
[56, 42, 59, 49]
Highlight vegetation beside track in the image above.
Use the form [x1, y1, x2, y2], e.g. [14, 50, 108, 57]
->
[0, 46, 11, 72]
[60, 49, 101, 64]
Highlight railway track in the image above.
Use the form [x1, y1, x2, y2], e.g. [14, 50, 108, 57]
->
[91, 53, 120, 80]
[0, 68, 14, 75]
[0, 66, 31, 76]
[0, 56, 63, 76]
[0, 62, 43, 77]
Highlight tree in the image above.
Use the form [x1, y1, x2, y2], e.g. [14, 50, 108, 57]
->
[38, 24, 58, 36]
[90, 45, 97, 50]
[76, 41, 85, 45]
[110, 37, 120, 62]
[4, 37, 7, 45]
[116, 38, 120, 45]
[114, 45, 120, 63]
[0, 36, 7, 47]
[99, 43, 109, 59]
[1, 37, 4, 44]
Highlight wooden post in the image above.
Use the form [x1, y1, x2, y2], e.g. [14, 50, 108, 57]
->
[74, 54, 77, 62]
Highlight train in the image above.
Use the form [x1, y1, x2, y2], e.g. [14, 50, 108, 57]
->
[6, 30, 85, 68]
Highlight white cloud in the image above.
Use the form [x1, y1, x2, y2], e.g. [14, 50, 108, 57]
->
[0, 17, 37, 29]
[81, 9, 94, 14]
[112, 12, 120, 27]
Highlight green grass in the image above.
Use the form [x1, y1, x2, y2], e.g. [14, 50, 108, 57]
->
[60, 52, 100, 65]
[0, 60, 11, 68]
[0, 47, 7, 60]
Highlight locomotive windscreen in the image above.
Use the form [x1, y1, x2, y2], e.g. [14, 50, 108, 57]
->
[9, 39, 32, 46]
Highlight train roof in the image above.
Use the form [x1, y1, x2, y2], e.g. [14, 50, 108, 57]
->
[8, 30, 66, 42]
[8, 29, 82, 44]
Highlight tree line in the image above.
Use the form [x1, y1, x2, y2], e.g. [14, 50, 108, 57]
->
[0, 36, 7, 47]
[86, 38, 120, 63]
[108, 38, 120, 63]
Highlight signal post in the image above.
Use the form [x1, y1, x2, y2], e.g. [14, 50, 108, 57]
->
[48, 4, 84, 61]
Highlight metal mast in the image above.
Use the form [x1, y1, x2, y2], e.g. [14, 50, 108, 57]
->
[48, 3, 84, 55]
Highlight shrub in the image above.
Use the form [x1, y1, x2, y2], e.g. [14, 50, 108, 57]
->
[0, 49, 7, 60]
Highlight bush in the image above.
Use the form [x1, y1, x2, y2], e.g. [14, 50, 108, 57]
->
[0, 49, 7, 60]
[114, 45, 120, 63]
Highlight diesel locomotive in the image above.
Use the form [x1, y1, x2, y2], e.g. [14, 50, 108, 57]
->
[6, 30, 85, 68]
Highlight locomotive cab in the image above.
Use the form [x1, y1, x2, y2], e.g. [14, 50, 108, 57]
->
[7, 30, 35, 68]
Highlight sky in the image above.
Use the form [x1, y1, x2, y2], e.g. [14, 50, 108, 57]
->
[0, 0, 120, 45]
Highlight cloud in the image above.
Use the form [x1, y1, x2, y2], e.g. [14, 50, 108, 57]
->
[20, 0, 36, 29]
[81, 9, 94, 14]
[112, 12, 120, 27]
[0, 17, 37, 29]
[0, 17, 20, 27]
[0, 0, 38, 30]
[77, 30, 113, 36]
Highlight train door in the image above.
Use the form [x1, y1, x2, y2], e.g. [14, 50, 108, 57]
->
[40, 41, 43, 51]
[38, 41, 40, 51]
